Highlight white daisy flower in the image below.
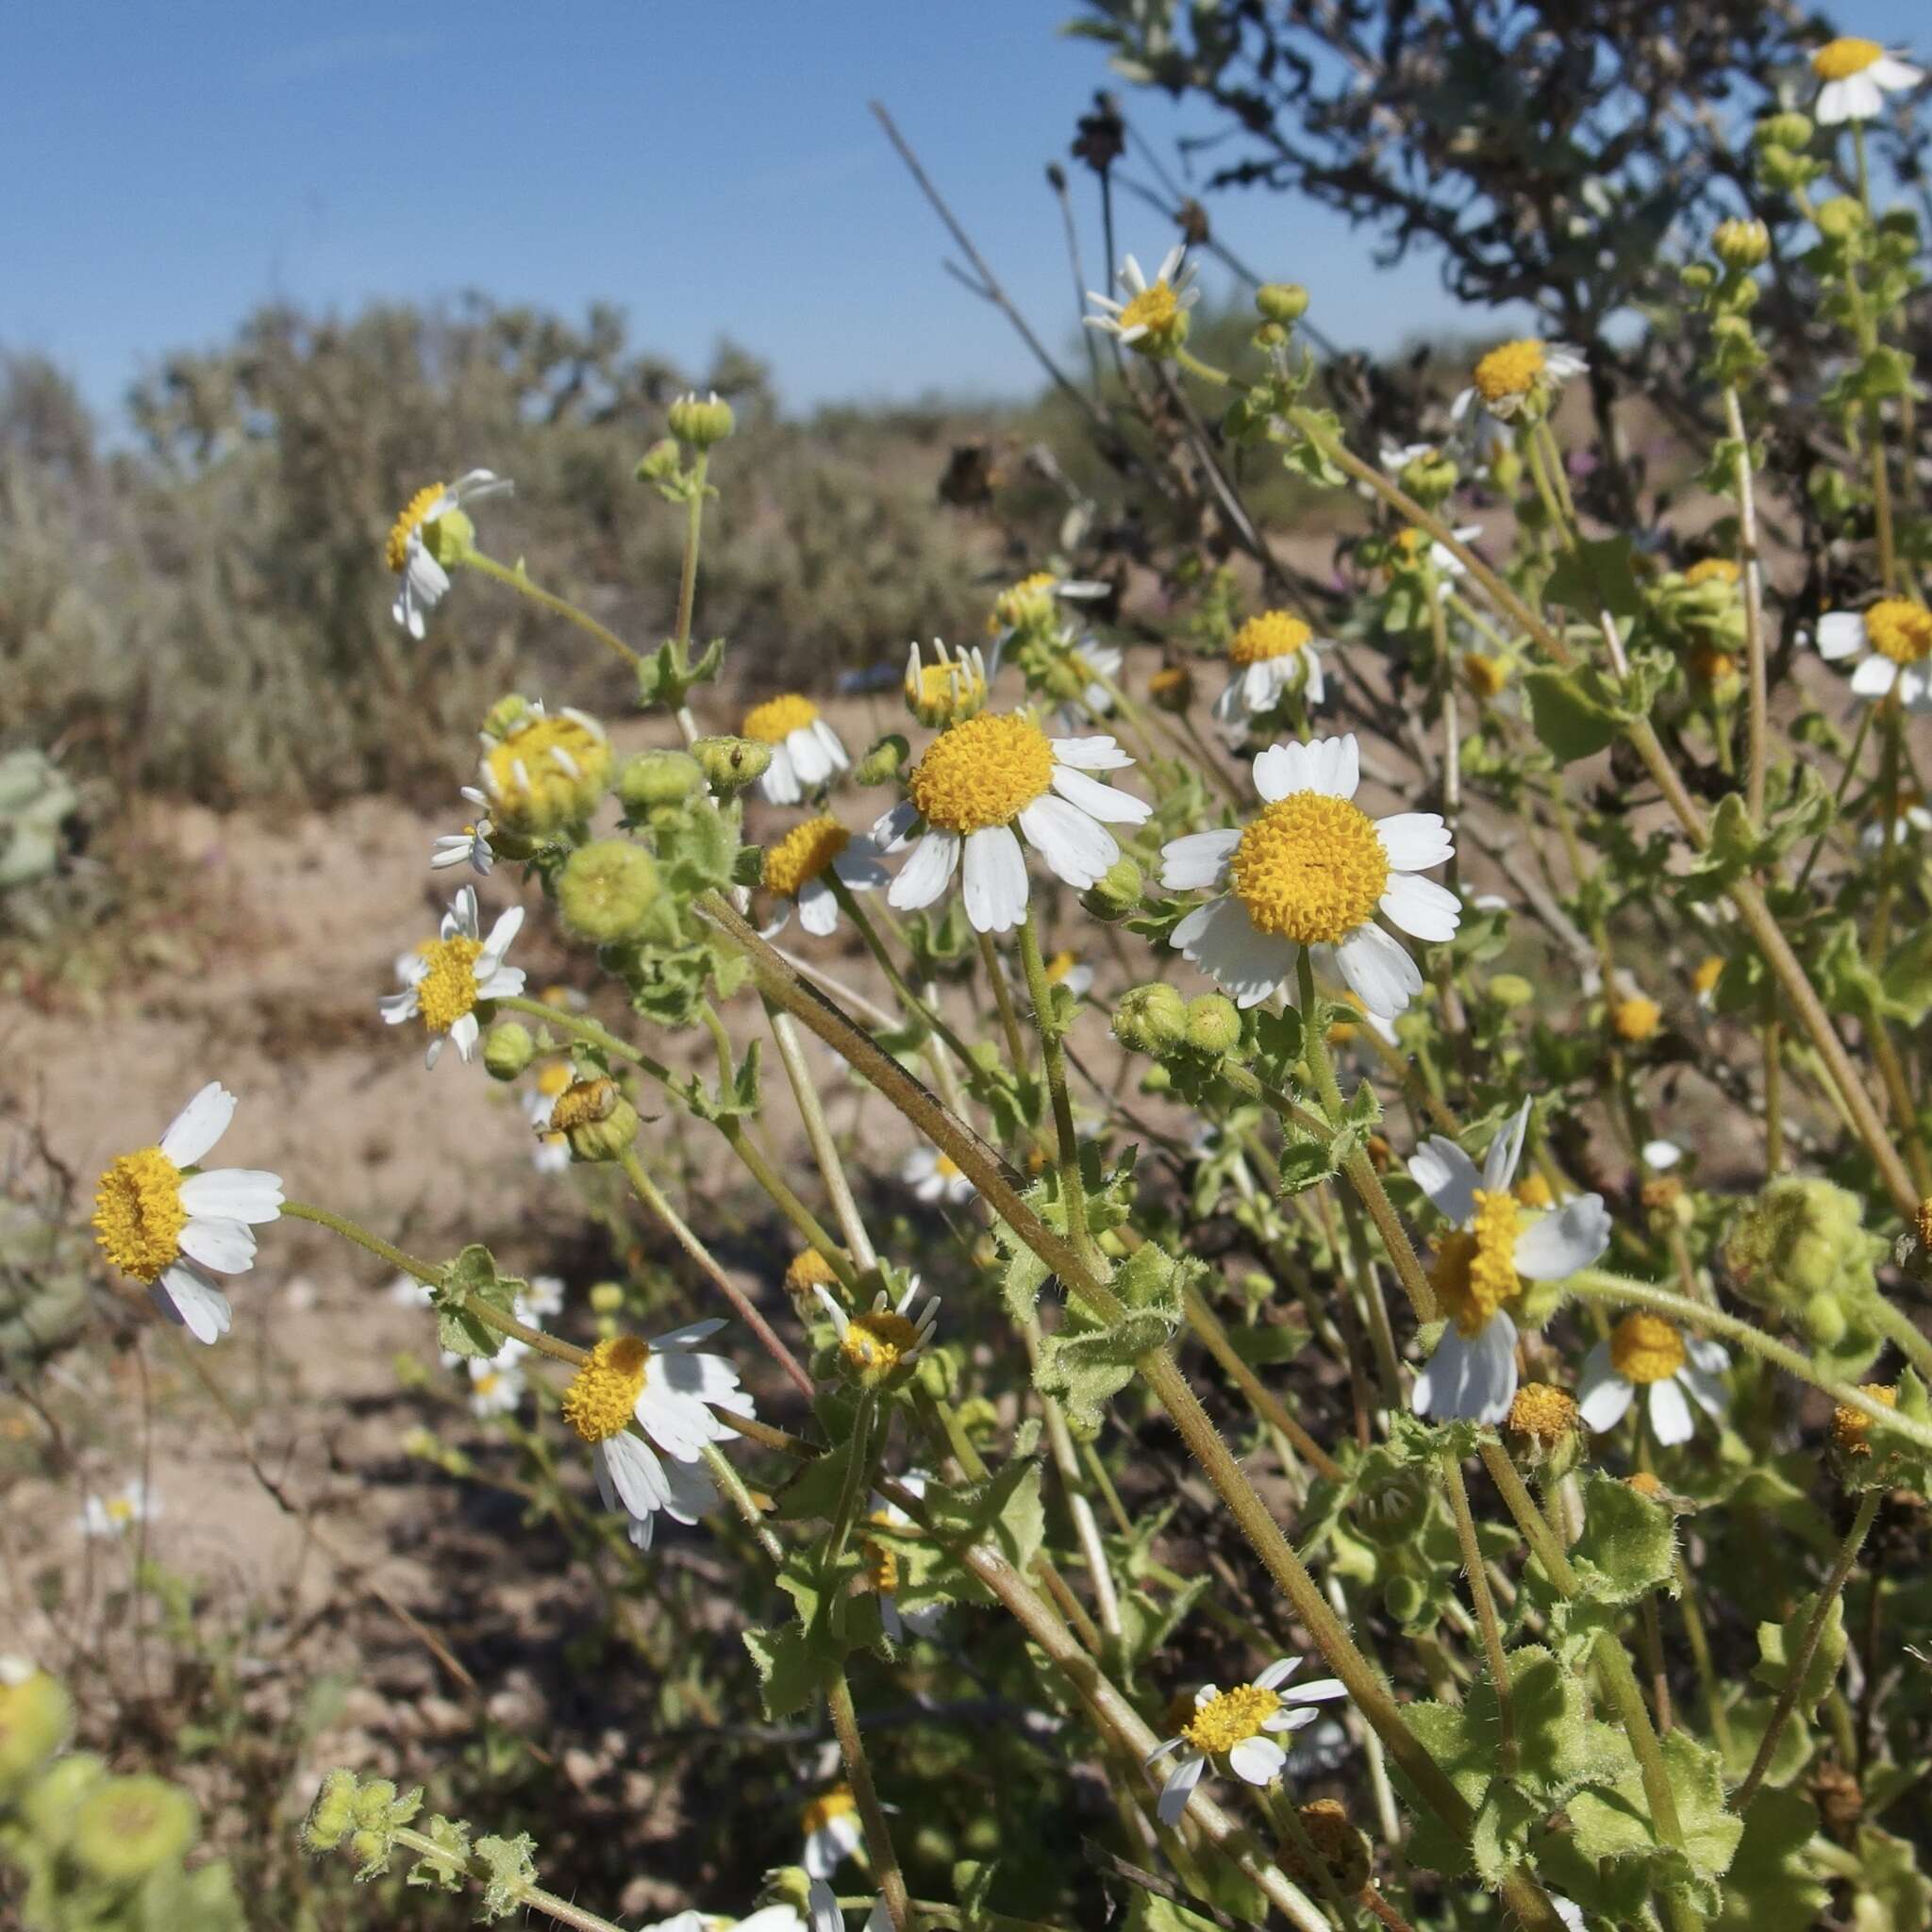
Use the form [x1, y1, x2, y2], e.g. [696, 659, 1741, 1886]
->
[1145, 1657, 1348, 1826]
[1811, 38, 1923, 125]
[559, 1322, 755, 1551]
[80, 1480, 159, 1539]
[901, 1143, 974, 1206]
[1379, 441, 1439, 475]
[1212, 611, 1328, 736]
[430, 787, 495, 876]
[1085, 245, 1201, 354]
[904, 638, 991, 728]
[517, 1274, 566, 1324]
[441, 1351, 526, 1419]
[813, 1281, 941, 1385]
[984, 571, 1109, 645]
[801, 1787, 864, 1878]
[1160, 733, 1457, 1016]
[1054, 639, 1124, 731]
[523, 1064, 575, 1174]
[378, 884, 525, 1070]
[864, 1472, 942, 1642]
[385, 470, 513, 639]
[1816, 600, 1932, 711]
[1409, 1102, 1613, 1424]
[1386, 524, 1484, 579]
[1578, 1314, 1730, 1446]
[92, 1083, 285, 1346]
[761, 816, 889, 939]
[874, 713, 1151, 936]
[1451, 340, 1588, 425]
[1860, 785, 1932, 850]
[741, 695, 851, 806]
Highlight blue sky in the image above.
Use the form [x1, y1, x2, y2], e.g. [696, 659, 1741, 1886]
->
[3, 2, 1923, 421]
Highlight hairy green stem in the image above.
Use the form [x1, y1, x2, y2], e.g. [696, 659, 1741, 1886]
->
[387, 1826, 626, 1932]
[825, 1665, 912, 1932]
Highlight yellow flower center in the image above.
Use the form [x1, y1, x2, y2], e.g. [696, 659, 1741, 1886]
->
[1831, 1383, 1896, 1457]
[862, 1534, 900, 1595]
[742, 693, 822, 743]
[1690, 646, 1738, 682]
[1429, 1189, 1523, 1338]
[1611, 995, 1662, 1043]
[1119, 280, 1180, 337]
[1863, 599, 1932, 665]
[484, 712, 612, 824]
[1683, 558, 1740, 588]
[763, 816, 852, 898]
[1462, 652, 1510, 698]
[1513, 1173, 1555, 1209]
[1624, 1471, 1665, 1499]
[785, 1248, 841, 1292]
[415, 934, 485, 1035]
[907, 713, 1055, 833]
[989, 572, 1058, 636]
[1228, 793, 1390, 944]
[474, 1372, 503, 1400]
[537, 1062, 573, 1098]
[1609, 1311, 1686, 1385]
[385, 482, 445, 574]
[1229, 611, 1312, 666]
[1692, 956, 1724, 998]
[92, 1147, 187, 1284]
[1043, 950, 1078, 984]
[560, 1335, 651, 1444]
[105, 1495, 137, 1524]
[1182, 1682, 1280, 1755]
[1506, 1382, 1578, 1445]
[841, 1309, 922, 1378]
[1473, 339, 1548, 403]
[1813, 37, 1883, 80]
[801, 1790, 858, 1837]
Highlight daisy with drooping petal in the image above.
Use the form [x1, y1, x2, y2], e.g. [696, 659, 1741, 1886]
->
[874, 713, 1151, 936]
[801, 1788, 864, 1878]
[386, 471, 513, 639]
[379, 884, 525, 1070]
[1146, 1657, 1348, 1826]
[813, 1281, 941, 1386]
[92, 1084, 285, 1346]
[905, 639, 991, 728]
[1578, 1314, 1730, 1446]
[430, 787, 495, 876]
[1051, 638, 1125, 732]
[762, 817, 890, 939]
[1451, 341, 1588, 425]
[1811, 38, 1922, 125]
[742, 695, 851, 807]
[1409, 1103, 1613, 1424]
[1212, 611, 1328, 735]
[1085, 246, 1200, 357]
[1816, 600, 1932, 711]
[901, 1144, 974, 1206]
[559, 1322, 755, 1550]
[864, 1472, 942, 1642]
[80, 1480, 159, 1539]
[1160, 733, 1457, 1016]
[441, 1347, 528, 1419]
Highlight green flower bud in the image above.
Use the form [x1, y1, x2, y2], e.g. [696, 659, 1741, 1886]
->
[668, 390, 735, 449]
[1802, 1290, 1849, 1349]
[1080, 852, 1144, 922]
[558, 840, 660, 944]
[1680, 262, 1718, 293]
[1184, 992, 1241, 1055]
[589, 1280, 625, 1314]
[1713, 217, 1771, 271]
[483, 1021, 536, 1081]
[0, 1668, 71, 1795]
[1757, 144, 1818, 193]
[1756, 111, 1814, 151]
[1724, 1176, 1883, 1319]
[1256, 282, 1310, 324]
[855, 734, 910, 786]
[24, 1750, 106, 1847]
[1113, 982, 1189, 1055]
[1399, 447, 1460, 509]
[549, 1075, 641, 1163]
[1382, 1574, 1429, 1626]
[1252, 321, 1289, 351]
[351, 1777, 403, 1826]
[618, 748, 705, 812]
[1815, 195, 1866, 242]
[74, 1774, 198, 1883]
[481, 694, 536, 741]
[1357, 1469, 1432, 1547]
[1488, 973, 1535, 1009]
[303, 1770, 359, 1853]
[635, 439, 683, 485]
[692, 734, 773, 794]
[763, 1866, 817, 1918]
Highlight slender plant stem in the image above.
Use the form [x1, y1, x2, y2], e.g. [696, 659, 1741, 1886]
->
[388, 1827, 627, 1932]
[1731, 1491, 1881, 1812]
[617, 1145, 815, 1398]
[979, 928, 1030, 1070]
[281, 1200, 438, 1285]
[1018, 911, 1097, 1268]
[825, 1665, 912, 1932]
[1441, 1446, 1516, 1773]
[701, 1440, 784, 1562]
[1723, 386, 1771, 826]
[461, 550, 641, 670]
[765, 998, 878, 1271]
